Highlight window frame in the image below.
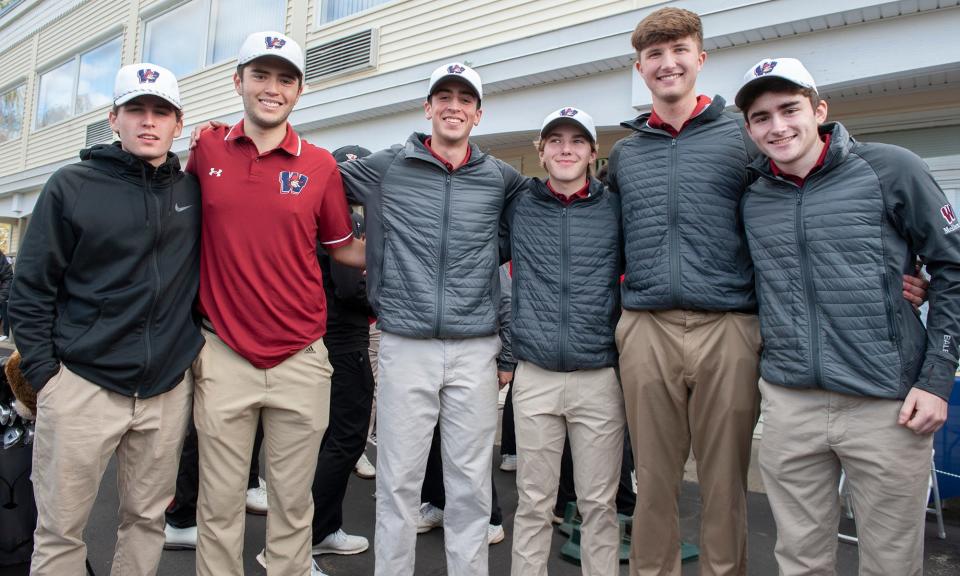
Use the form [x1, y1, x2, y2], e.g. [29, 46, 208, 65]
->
[141, 0, 286, 79]
[0, 81, 27, 143]
[33, 34, 122, 131]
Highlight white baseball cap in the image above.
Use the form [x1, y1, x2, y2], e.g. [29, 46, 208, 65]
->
[540, 107, 597, 142]
[237, 31, 305, 77]
[735, 57, 818, 110]
[428, 62, 483, 101]
[113, 63, 181, 110]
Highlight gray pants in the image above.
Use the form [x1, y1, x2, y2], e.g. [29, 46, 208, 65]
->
[374, 331, 500, 576]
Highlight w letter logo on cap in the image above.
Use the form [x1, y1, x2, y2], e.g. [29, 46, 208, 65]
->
[137, 69, 160, 83]
[265, 36, 286, 49]
[447, 64, 465, 74]
[754, 61, 778, 77]
[279, 171, 308, 195]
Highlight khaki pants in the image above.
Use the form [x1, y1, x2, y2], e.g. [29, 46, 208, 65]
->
[31, 365, 193, 576]
[758, 379, 932, 576]
[617, 309, 761, 576]
[510, 361, 625, 576]
[374, 331, 500, 576]
[193, 329, 332, 576]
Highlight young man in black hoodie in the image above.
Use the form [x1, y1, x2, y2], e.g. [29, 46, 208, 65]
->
[9, 63, 201, 575]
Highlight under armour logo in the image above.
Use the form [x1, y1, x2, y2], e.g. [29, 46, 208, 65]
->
[209, 168, 222, 177]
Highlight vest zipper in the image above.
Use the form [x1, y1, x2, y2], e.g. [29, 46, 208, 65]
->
[559, 206, 569, 372]
[140, 174, 163, 396]
[434, 171, 453, 338]
[795, 188, 822, 388]
[668, 138, 682, 308]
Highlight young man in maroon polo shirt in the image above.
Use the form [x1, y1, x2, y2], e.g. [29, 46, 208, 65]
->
[606, 8, 929, 576]
[188, 31, 363, 576]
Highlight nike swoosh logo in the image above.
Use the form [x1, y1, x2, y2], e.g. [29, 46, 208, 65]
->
[175, 203, 193, 213]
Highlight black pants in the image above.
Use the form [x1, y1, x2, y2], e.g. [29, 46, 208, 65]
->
[1, 301, 9, 337]
[311, 349, 375, 543]
[554, 427, 635, 517]
[165, 417, 264, 528]
[500, 384, 516, 456]
[421, 425, 502, 525]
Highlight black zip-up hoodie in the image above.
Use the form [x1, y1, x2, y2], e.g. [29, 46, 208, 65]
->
[9, 142, 203, 397]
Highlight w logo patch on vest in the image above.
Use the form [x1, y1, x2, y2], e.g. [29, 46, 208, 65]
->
[279, 171, 308, 195]
[941, 203, 960, 234]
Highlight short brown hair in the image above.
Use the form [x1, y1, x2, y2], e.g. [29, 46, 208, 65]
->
[739, 78, 820, 121]
[631, 7, 703, 55]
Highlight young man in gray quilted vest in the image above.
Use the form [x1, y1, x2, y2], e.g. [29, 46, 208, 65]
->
[504, 107, 624, 576]
[606, 8, 929, 576]
[737, 56, 958, 576]
[337, 62, 524, 576]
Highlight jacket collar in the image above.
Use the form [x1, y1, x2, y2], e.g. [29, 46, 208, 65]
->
[528, 176, 605, 206]
[404, 132, 485, 171]
[79, 141, 181, 183]
[621, 94, 727, 134]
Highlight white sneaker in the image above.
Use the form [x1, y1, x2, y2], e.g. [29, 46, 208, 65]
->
[499, 454, 517, 472]
[487, 523, 505, 545]
[416, 502, 444, 534]
[163, 523, 196, 550]
[354, 453, 376, 479]
[256, 549, 329, 576]
[311, 528, 369, 555]
[246, 477, 268, 515]
[0, 335, 8, 342]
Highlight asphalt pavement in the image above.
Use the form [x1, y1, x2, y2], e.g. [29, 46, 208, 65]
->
[2, 443, 958, 576]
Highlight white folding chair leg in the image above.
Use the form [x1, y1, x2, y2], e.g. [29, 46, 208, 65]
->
[927, 449, 947, 540]
[838, 469, 859, 544]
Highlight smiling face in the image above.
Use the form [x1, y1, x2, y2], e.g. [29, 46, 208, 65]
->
[635, 35, 705, 105]
[745, 90, 829, 176]
[424, 80, 482, 147]
[234, 56, 303, 130]
[539, 123, 597, 187]
[108, 96, 183, 167]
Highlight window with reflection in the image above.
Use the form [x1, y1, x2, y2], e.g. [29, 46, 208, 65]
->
[0, 84, 26, 142]
[36, 37, 121, 129]
[143, 0, 285, 78]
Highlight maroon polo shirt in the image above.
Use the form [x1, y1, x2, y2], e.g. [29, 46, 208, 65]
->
[648, 95, 712, 137]
[546, 179, 590, 205]
[187, 120, 353, 368]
